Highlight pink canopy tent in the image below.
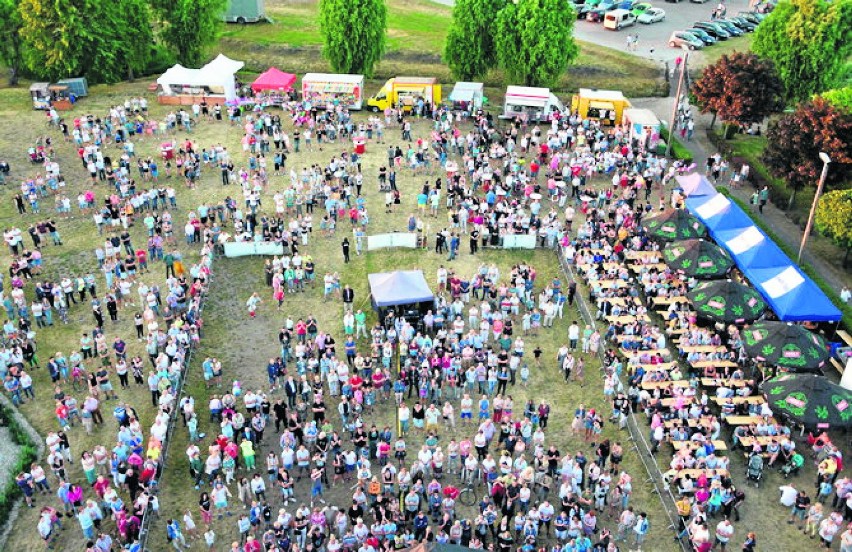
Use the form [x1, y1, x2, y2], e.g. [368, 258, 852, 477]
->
[251, 67, 296, 93]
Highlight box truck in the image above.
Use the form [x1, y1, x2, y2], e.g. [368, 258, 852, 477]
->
[571, 88, 631, 125]
[501, 86, 565, 121]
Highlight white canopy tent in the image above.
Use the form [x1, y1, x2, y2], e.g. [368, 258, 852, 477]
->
[157, 54, 245, 101]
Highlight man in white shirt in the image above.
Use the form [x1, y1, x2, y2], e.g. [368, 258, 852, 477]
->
[780, 484, 798, 507]
[568, 322, 580, 350]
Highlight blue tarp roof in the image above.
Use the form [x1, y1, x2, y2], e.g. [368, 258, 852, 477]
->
[676, 173, 717, 198]
[683, 182, 842, 323]
[368, 270, 434, 308]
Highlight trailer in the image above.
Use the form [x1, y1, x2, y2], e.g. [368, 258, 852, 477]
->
[571, 88, 631, 126]
[449, 82, 484, 112]
[223, 0, 265, 23]
[302, 73, 365, 110]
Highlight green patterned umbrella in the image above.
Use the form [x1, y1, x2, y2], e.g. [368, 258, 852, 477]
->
[663, 239, 734, 279]
[743, 322, 829, 372]
[643, 208, 706, 242]
[761, 374, 852, 429]
[686, 279, 767, 324]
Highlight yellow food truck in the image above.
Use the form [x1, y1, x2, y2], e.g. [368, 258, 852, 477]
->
[366, 77, 442, 113]
[571, 88, 631, 126]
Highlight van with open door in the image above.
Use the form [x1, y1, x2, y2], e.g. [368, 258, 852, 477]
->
[604, 8, 637, 29]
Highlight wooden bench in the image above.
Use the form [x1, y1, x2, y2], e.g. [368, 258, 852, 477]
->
[701, 378, 753, 388]
[830, 356, 845, 375]
[837, 330, 852, 348]
[641, 379, 690, 390]
[725, 415, 777, 426]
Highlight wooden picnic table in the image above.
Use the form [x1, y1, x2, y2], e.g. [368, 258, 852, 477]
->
[624, 250, 662, 260]
[712, 396, 765, 406]
[651, 296, 691, 307]
[577, 262, 622, 272]
[621, 348, 672, 360]
[701, 378, 753, 388]
[629, 262, 668, 273]
[590, 279, 630, 290]
[738, 435, 785, 448]
[630, 361, 678, 372]
[679, 345, 729, 355]
[665, 416, 715, 429]
[725, 415, 776, 426]
[671, 439, 728, 452]
[689, 360, 738, 369]
[641, 379, 690, 390]
[606, 314, 651, 325]
[664, 468, 730, 482]
[660, 396, 696, 408]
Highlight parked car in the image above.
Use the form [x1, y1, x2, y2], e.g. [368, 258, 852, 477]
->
[727, 16, 757, 31]
[694, 21, 731, 39]
[690, 0, 709, 4]
[715, 19, 745, 36]
[638, 7, 665, 23]
[586, 1, 615, 22]
[631, 2, 653, 16]
[665, 0, 682, 4]
[684, 27, 716, 44]
[604, 8, 638, 29]
[570, 0, 587, 16]
[669, 31, 704, 49]
[737, 11, 765, 23]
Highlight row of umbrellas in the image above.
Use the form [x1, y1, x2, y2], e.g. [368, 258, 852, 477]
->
[639, 208, 852, 428]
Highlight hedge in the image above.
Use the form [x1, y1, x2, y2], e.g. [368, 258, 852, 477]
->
[659, 124, 694, 164]
[0, 402, 39, 528]
[718, 188, 852, 331]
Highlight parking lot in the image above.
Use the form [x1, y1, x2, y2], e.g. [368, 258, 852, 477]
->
[572, 0, 755, 63]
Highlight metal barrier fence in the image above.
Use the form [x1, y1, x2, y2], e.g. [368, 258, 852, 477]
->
[137, 269, 213, 551]
[555, 250, 688, 550]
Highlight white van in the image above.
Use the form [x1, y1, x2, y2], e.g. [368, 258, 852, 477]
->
[604, 9, 637, 29]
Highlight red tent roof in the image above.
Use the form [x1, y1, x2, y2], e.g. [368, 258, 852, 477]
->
[251, 67, 296, 92]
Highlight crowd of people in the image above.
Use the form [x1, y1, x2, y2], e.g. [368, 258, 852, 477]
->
[2, 79, 842, 552]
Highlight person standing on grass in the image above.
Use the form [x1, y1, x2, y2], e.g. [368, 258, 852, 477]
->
[341, 238, 350, 263]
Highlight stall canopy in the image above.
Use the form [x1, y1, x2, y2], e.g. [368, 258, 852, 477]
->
[156, 54, 245, 101]
[684, 186, 842, 322]
[449, 82, 483, 104]
[368, 270, 434, 308]
[251, 67, 297, 93]
[676, 173, 717, 199]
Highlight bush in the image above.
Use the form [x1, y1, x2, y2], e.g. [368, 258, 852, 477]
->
[718, 188, 852, 331]
[658, 125, 693, 163]
[0, 402, 39, 526]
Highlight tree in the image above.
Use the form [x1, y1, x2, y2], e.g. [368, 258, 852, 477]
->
[0, 0, 25, 85]
[18, 0, 154, 83]
[692, 52, 784, 135]
[494, 0, 578, 87]
[763, 98, 852, 209]
[159, 0, 227, 67]
[18, 0, 89, 80]
[815, 189, 852, 267]
[821, 87, 852, 114]
[443, 0, 504, 81]
[752, 0, 852, 103]
[318, 0, 387, 78]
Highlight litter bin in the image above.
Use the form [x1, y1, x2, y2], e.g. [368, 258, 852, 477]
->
[353, 136, 366, 154]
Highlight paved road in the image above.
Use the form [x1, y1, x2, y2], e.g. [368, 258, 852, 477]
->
[572, 0, 754, 62]
[430, 0, 755, 63]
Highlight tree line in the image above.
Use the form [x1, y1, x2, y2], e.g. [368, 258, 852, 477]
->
[0, 0, 227, 84]
[319, 0, 579, 86]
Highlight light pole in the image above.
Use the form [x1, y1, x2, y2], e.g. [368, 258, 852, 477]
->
[665, 47, 690, 159]
[797, 151, 831, 265]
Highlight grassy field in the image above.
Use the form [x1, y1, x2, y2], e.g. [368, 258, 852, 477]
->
[218, 0, 668, 98]
[0, 73, 842, 552]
